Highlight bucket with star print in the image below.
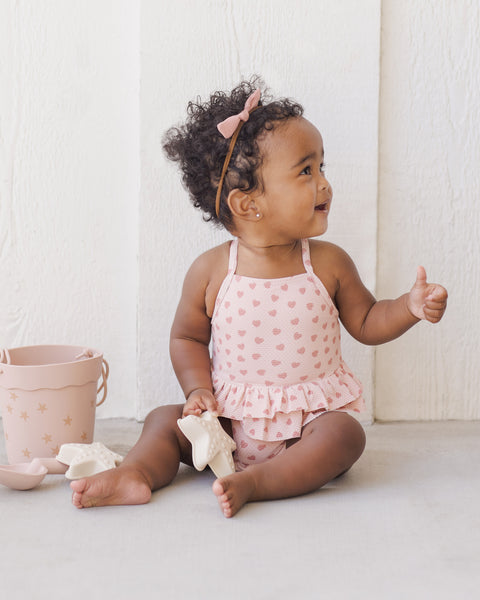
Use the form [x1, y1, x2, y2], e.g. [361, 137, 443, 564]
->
[0, 345, 108, 464]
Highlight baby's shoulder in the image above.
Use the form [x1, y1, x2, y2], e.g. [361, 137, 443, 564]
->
[308, 239, 351, 267]
[186, 243, 230, 317]
[188, 242, 230, 276]
[307, 240, 357, 294]
[184, 242, 230, 297]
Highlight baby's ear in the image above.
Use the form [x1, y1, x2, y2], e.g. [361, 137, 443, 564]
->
[227, 189, 259, 221]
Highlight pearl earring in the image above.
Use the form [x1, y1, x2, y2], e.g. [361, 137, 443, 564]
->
[256, 212, 261, 218]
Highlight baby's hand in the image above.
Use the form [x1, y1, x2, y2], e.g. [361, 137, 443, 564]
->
[407, 266, 448, 323]
[182, 388, 218, 418]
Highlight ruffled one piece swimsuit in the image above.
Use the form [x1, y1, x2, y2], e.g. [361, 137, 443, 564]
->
[211, 238, 365, 470]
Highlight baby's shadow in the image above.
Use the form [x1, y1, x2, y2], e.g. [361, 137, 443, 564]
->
[346, 446, 416, 491]
[149, 464, 213, 504]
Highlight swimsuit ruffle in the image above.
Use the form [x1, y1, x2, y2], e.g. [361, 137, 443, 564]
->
[212, 361, 364, 442]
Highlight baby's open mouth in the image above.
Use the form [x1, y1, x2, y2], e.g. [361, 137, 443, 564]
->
[315, 202, 328, 211]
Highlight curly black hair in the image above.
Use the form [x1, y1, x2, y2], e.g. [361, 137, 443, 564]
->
[162, 76, 304, 230]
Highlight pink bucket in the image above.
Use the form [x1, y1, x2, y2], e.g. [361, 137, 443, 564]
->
[0, 345, 108, 464]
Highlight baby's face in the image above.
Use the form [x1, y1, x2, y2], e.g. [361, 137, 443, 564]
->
[253, 117, 333, 243]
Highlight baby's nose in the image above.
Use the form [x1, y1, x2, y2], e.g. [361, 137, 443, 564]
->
[318, 174, 330, 191]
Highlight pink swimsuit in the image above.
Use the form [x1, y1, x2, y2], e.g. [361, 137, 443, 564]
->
[211, 238, 365, 470]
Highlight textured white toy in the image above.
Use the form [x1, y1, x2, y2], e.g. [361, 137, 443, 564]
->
[177, 411, 236, 478]
[56, 442, 124, 480]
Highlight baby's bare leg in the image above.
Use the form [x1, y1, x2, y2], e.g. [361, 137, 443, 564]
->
[71, 404, 191, 508]
[213, 411, 366, 518]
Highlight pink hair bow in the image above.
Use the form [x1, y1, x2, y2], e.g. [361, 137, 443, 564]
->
[217, 88, 261, 138]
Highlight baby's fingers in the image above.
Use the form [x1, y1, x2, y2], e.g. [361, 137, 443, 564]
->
[198, 394, 218, 416]
[423, 297, 447, 323]
[183, 389, 214, 417]
[182, 403, 202, 417]
[183, 388, 219, 418]
[427, 285, 448, 303]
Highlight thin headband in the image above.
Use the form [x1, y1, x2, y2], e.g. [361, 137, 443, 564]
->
[215, 89, 262, 217]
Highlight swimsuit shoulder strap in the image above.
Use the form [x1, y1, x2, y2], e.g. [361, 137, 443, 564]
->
[228, 237, 239, 273]
[301, 238, 339, 314]
[211, 238, 238, 320]
[301, 239, 314, 275]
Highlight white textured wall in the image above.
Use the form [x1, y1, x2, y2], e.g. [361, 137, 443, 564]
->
[0, 1, 139, 417]
[138, 0, 380, 420]
[2, 1, 475, 423]
[377, 0, 480, 419]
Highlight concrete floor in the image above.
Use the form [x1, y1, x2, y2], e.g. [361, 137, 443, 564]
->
[0, 419, 479, 600]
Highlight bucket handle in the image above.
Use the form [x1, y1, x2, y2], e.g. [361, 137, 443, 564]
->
[0, 349, 11, 365]
[96, 359, 109, 407]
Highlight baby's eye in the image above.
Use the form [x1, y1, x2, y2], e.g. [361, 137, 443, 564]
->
[300, 163, 326, 176]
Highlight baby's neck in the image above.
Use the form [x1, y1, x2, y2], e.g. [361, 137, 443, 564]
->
[237, 236, 297, 254]
[235, 238, 305, 279]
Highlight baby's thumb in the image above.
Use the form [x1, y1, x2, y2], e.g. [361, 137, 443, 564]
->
[413, 265, 427, 288]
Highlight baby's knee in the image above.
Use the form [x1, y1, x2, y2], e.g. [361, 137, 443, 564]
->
[340, 413, 366, 457]
[144, 404, 184, 429]
[143, 404, 193, 463]
[323, 411, 366, 457]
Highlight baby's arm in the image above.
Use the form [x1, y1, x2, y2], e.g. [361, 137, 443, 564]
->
[170, 255, 218, 417]
[329, 246, 447, 345]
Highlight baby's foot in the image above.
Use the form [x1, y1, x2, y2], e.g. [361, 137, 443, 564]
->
[70, 465, 152, 508]
[212, 471, 256, 518]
